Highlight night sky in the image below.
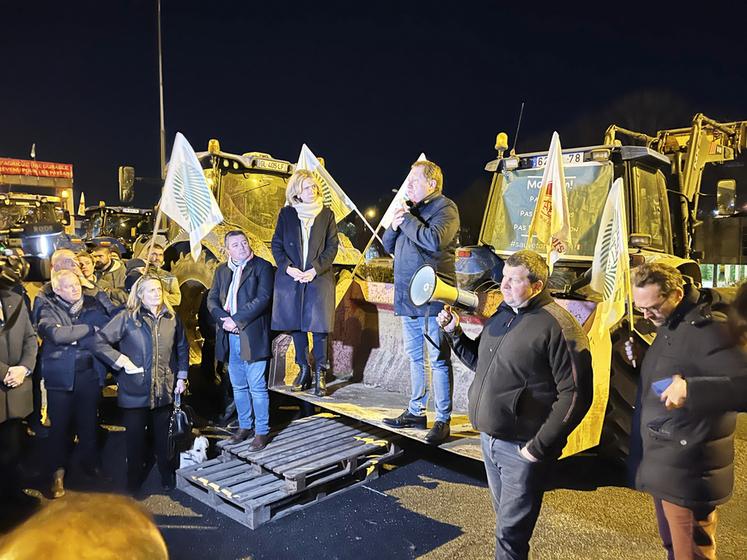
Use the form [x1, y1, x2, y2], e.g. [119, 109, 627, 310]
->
[2, 1, 746, 241]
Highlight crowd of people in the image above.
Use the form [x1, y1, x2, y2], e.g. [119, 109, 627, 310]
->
[0, 241, 192, 500]
[0, 160, 746, 560]
[0, 167, 341, 507]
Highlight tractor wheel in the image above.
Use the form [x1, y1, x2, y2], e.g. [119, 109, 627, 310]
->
[596, 320, 645, 465]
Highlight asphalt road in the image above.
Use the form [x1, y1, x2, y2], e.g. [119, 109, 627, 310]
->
[2, 406, 746, 559]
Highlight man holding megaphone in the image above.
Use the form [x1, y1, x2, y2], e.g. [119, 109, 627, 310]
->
[381, 160, 460, 445]
[437, 250, 592, 560]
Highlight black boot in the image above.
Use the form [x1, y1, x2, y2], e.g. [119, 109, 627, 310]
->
[314, 365, 327, 397]
[291, 364, 312, 392]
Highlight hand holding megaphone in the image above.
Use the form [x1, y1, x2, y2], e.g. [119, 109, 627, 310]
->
[437, 305, 459, 333]
[409, 265, 479, 311]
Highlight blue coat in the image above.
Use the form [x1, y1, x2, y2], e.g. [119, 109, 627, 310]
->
[271, 206, 339, 333]
[381, 193, 460, 316]
[32, 282, 119, 326]
[93, 307, 189, 409]
[36, 294, 112, 391]
[207, 256, 274, 363]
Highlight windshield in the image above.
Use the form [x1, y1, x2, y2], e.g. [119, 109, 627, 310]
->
[480, 161, 614, 259]
[104, 213, 152, 239]
[85, 210, 152, 240]
[0, 201, 63, 230]
[216, 169, 289, 244]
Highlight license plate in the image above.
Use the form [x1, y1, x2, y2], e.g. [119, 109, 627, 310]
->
[532, 151, 584, 168]
[254, 159, 289, 173]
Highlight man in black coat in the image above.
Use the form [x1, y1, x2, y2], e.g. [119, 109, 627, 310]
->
[0, 283, 39, 504]
[381, 160, 460, 445]
[437, 250, 592, 560]
[207, 230, 273, 451]
[630, 262, 747, 560]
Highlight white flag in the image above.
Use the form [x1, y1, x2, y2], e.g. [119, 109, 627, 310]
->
[296, 144, 355, 223]
[160, 132, 224, 261]
[77, 192, 86, 216]
[564, 177, 631, 457]
[590, 177, 630, 327]
[526, 131, 571, 271]
[378, 153, 427, 231]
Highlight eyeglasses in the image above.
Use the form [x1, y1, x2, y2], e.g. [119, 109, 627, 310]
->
[634, 294, 669, 314]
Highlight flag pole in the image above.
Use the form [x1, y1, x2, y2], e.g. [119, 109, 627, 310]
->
[623, 251, 637, 368]
[143, 201, 164, 275]
[349, 224, 382, 280]
[353, 206, 385, 247]
[157, 0, 167, 182]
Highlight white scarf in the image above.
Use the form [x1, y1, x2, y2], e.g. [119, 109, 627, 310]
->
[293, 200, 323, 268]
[224, 257, 249, 314]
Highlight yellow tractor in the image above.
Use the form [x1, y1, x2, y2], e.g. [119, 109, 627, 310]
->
[267, 114, 747, 463]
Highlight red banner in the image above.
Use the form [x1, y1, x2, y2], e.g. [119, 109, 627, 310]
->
[0, 158, 73, 179]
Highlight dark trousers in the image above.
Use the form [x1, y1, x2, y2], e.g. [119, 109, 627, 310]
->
[46, 369, 101, 474]
[291, 331, 329, 368]
[121, 405, 173, 491]
[481, 433, 551, 560]
[0, 419, 24, 497]
[654, 497, 717, 560]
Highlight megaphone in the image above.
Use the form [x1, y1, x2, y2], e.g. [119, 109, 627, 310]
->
[409, 265, 479, 311]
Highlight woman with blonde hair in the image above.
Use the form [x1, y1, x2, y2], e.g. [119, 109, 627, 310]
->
[92, 274, 189, 493]
[271, 169, 339, 396]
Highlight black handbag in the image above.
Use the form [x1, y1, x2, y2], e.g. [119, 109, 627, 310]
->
[167, 391, 194, 459]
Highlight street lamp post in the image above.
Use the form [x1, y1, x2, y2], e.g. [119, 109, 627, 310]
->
[157, 0, 166, 181]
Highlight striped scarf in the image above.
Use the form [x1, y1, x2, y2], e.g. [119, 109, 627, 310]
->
[224, 258, 248, 314]
[57, 295, 85, 317]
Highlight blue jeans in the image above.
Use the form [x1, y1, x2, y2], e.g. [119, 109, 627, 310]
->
[481, 433, 551, 560]
[228, 335, 270, 435]
[401, 315, 452, 423]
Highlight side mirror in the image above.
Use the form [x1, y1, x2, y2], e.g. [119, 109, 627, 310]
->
[62, 210, 71, 226]
[119, 166, 135, 203]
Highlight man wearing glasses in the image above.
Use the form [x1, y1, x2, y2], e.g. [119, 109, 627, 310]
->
[630, 262, 747, 560]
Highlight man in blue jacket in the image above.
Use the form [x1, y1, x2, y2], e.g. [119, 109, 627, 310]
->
[36, 269, 112, 497]
[207, 231, 274, 451]
[381, 160, 460, 444]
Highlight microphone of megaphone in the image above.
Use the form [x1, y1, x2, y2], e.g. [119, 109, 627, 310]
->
[408, 264, 479, 311]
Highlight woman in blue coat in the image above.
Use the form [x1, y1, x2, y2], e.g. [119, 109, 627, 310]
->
[93, 274, 189, 493]
[271, 170, 339, 396]
[36, 269, 112, 498]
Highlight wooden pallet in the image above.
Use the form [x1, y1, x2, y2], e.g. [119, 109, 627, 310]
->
[176, 458, 288, 528]
[219, 414, 396, 492]
[178, 414, 401, 528]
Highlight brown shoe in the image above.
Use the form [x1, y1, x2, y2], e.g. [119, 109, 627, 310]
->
[229, 428, 255, 444]
[51, 468, 65, 499]
[247, 434, 269, 452]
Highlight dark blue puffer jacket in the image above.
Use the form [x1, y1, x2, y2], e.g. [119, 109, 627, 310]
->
[381, 192, 459, 317]
[36, 294, 112, 390]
